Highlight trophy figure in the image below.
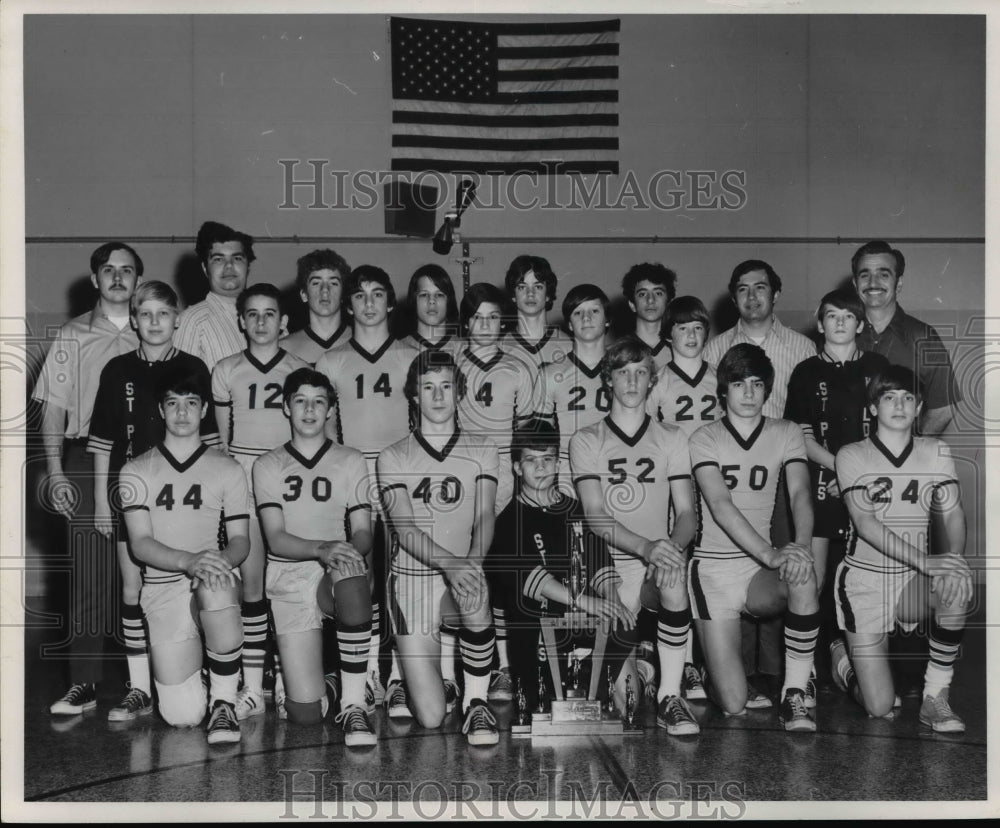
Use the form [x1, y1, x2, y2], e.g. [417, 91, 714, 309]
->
[606, 665, 617, 716]
[511, 678, 531, 736]
[625, 675, 637, 728]
[568, 521, 585, 611]
[536, 665, 548, 715]
[569, 653, 582, 696]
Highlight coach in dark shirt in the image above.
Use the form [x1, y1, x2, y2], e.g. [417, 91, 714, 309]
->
[851, 240, 961, 436]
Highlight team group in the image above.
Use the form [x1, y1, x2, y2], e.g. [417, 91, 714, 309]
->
[34, 221, 973, 748]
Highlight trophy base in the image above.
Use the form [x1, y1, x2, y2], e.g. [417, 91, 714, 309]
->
[551, 699, 603, 722]
[510, 723, 532, 738]
[529, 715, 641, 737]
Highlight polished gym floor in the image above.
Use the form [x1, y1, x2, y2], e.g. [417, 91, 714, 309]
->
[18, 592, 989, 816]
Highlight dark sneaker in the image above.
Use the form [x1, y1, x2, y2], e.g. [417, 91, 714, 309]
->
[919, 689, 965, 733]
[444, 679, 461, 714]
[336, 704, 378, 747]
[107, 686, 153, 722]
[487, 668, 513, 702]
[804, 676, 817, 710]
[745, 688, 773, 709]
[206, 700, 241, 745]
[681, 663, 707, 701]
[384, 681, 411, 719]
[462, 699, 499, 746]
[50, 683, 97, 716]
[656, 695, 700, 735]
[779, 689, 817, 733]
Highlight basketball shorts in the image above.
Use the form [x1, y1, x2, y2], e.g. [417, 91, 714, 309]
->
[389, 571, 461, 638]
[834, 560, 919, 635]
[614, 556, 664, 614]
[688, 554, 765, 621]
[266, 558, 328, 635]
[141, 577, 200, 647]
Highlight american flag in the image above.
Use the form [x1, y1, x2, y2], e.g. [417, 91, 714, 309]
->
[390, 17, 620, 175]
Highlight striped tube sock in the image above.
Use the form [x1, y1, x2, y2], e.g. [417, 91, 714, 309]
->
[206, 645, 243, 706]
[440, 622, 460, 683]
[459, 626, 496, 711]
[241, 599, 269, 694]
[493, 607, 510, 671]
[782, 611, 820, 697]
[657, 607, 691, 701]
[338, 621, 372, 709]
[121, 602, 151, 695]
[367, 601, 382, 678]
[923, 622, 964, 698]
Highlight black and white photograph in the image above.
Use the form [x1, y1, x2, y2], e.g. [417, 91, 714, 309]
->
[1, 0, 994, 820]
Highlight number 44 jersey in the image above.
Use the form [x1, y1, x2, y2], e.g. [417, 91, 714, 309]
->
[120, 444, 251, 584]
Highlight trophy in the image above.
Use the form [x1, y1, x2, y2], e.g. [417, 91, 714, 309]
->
[606, 665, 617, 716]
[536, 664, 549, 715]
[511, 678, 531, 737]
[624, 674, 640, 731]
[566, 652, 582, 698]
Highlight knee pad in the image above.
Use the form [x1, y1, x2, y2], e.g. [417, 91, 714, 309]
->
[155, 671, 207, 727]
[284, 695, 329, 724]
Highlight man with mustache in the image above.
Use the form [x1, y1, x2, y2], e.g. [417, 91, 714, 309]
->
[851, 240, 961, 437]
[34, 242, 143, 715]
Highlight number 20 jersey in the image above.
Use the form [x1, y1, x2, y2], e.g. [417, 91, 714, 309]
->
[120, 444, 251, 584]
[689, 417, 807, 559]
[836, 435, 960, 574]
[252, 439, 373, 563]
[378, 430, 499, 577]
[569, 415, 691, 566]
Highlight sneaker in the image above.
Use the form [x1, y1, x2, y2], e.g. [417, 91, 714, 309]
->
[829, 639, 854, 695]
[384, 680, 411, 719]
[804, 676, 817, 710]
[206, 700, 241, 744]
[444, 679, 461, 714]
[368, 671, 385, 705]
[745, 688, 773, 709]
[779, 689, 817, 733]
[656, 695, 700, 735]
[636, 657, 657, 701]
[919, 689, 965, 733]
[681, 663, 707, 701]
[50, 683, 97, 716]
[234, 686, 266, 721]
[335, 704, 378, 747]
[462, 698, 499, 746]
[263, 667, 276, 701]
[487, 668, 513, 702]
[107, 686, 153, 722]
[276, 684, 288, 721]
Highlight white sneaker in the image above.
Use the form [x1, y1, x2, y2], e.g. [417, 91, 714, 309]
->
[234, 686, 265, 721]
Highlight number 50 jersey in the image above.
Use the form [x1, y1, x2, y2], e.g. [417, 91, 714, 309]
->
[252, 439, 373, 563]
[689, 417, 807, 559]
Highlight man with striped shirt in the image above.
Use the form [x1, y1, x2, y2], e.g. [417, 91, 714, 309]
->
[175, 221, 255, 373]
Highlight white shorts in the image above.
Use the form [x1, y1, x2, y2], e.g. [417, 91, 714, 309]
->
[266, 558, 328, 636]
[688, 554, 765, 621]
[388, 571, 454, 638]
[834, 560, 919, 635]
[614, 556, 653, 614]
[141, 577, 200, 647]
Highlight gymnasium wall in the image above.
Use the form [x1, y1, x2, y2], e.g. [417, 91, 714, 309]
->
[19, 13, 986, 594]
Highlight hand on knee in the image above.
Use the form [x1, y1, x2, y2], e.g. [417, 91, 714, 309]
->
[195, 582, 240, 611]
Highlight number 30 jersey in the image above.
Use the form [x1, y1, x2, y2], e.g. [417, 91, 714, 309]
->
[689, 417, 807, 559]
[836, 435, 960, 574]
[378, 429, 499, 577]
[120, 444, 251, 584]
[569, 415, 691, 566]
[253, 439, 373, 563]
